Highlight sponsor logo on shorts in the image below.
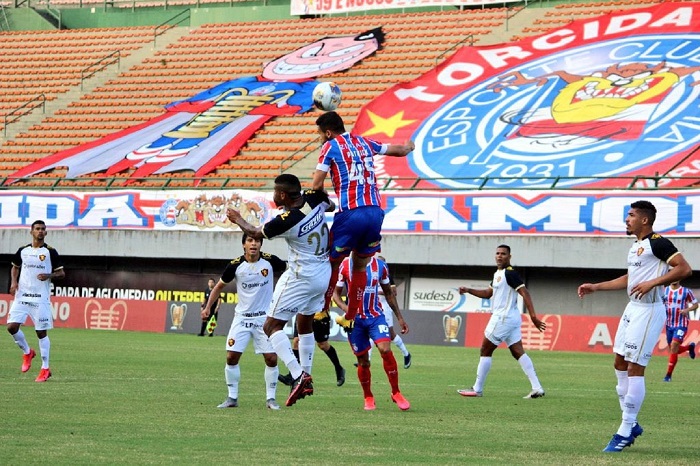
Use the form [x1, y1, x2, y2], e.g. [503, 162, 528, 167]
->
[625, 343, 638, 351]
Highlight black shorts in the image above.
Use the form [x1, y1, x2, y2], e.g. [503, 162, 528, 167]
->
[293, 316, 331, 343]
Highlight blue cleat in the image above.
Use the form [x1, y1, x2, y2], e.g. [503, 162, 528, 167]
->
[689, 342, 696, 360]
[603, 433, 635, 453]
[663, 375, 672, 382]
[631, 422, 643, 439]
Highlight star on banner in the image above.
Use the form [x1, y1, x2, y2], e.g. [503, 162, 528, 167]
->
[360, 110, 416, 138]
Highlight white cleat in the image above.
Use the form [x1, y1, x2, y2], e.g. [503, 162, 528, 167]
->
[217, 397, 238, 408]
[266, 398, 281, 410]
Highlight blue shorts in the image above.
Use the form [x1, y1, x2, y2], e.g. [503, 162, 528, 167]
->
[329, 206, 384, 261]
[348, 314, 391, 355]
[666, 325, 687, 345]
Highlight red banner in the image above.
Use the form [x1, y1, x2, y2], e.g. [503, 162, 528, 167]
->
[0, 294, 166, 333]
[464, 313, 700, 354]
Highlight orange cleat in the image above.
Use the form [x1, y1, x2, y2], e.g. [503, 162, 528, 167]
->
[391, 392, 410, 411]
[35, 368, 52, 383]
[364, 397, 376, 411]
[21, 348, 36, 373]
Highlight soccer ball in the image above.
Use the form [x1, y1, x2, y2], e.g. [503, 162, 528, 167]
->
[312, 81, 342, 112]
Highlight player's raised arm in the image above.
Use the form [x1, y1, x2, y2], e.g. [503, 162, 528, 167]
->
[385, 140, 415, 157]
[227, 208, 263, 240]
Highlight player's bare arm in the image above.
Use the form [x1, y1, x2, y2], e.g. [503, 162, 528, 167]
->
[227, 208, 263, 240]
[202, 280, 226, 319]
[459, 286, 493, 299]
[629, 253, 692, 299]
[382, 282, 408, 334]
[385, 140, 415, 157]
[9, 264, 19, 295]
[519, 287, 545, 332]
[311, 169, 328, 191]
[37, 268, 65, 282]
[681, 301, 699, 316]
[577, 274, 628, 298]
[332, 286, 348, 313]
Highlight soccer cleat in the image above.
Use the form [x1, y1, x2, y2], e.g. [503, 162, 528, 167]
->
[457, 387, 483, 397]
[404, 353, 412, 369]
[217, 397, 238, 408]
[364, 397, 376, 411]
[278, 372, 293, 386]
[22, 348, 36, 373]
[286, 371, 313, 407]
[602, 433, 635, 452]
[689, 342, 696, 360]
[663, 375, 672, 382]
[266, 399, 281, 410]
[336, 367, 346, 387]
[335, 314, 354, 332]
[35, 368, 51, 383]
[523, 388, 545, 399]
[391, 392, 410, 411]
[631, 422, 644, 439]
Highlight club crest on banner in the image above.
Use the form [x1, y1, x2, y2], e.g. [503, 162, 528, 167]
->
[355, 4, 700, 190]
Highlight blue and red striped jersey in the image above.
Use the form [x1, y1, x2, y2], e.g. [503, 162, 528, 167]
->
[337, 256, 390, 319]
[317, 132, 387, 212]
[664, 285, 697, 327]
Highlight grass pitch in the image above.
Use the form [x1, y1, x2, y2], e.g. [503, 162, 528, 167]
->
[1, 328, 698, 465]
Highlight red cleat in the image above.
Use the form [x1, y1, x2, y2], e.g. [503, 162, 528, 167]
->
[364, 397, 376, 411]
[21, 348, 36, 373]
[285, 371, 313, 407]
[35, 368, 52, 383]
[391, 392, 410, 411]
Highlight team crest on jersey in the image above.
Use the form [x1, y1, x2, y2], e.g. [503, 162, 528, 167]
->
[410, 35, 700, 189]
[39, 254, 46, 261]
[228, 338, 235, 347]
[496, 276, 502, 282]
[637, 247, 645, 256]
[261, 269, 269, 277]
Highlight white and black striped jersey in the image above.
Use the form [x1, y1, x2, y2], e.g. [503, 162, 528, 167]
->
[489, 266, 524, 319]
[627, 233, 678, 305]
[220, 252, 286, 315]
[12, 243, 63, 304]
[262, 190, 331, 278]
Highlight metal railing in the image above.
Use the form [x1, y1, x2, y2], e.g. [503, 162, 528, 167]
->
[280, 140, 320, 173]
[3, 94, 46, 136]
[81, 51, 121, 90]
[377, 175, 700, 191]
[435, 34, 473, 66]
[1, 174, 699, 191]
[154, 8, 190, 45]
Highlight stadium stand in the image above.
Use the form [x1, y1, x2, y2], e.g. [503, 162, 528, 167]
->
[0, 8, 509, 189]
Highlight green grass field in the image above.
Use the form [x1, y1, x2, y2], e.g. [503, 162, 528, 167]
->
[1, 328, 698, 465]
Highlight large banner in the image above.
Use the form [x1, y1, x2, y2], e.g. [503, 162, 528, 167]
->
[290, 0, 516, 16]
[397, 309, 700, 354]
[2, 294, 698, 354]
[1, 189, 698, 236]
[355, 3, 700, 190]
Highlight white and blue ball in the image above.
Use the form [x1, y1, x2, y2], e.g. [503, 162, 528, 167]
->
[312, 81, 342, 112]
